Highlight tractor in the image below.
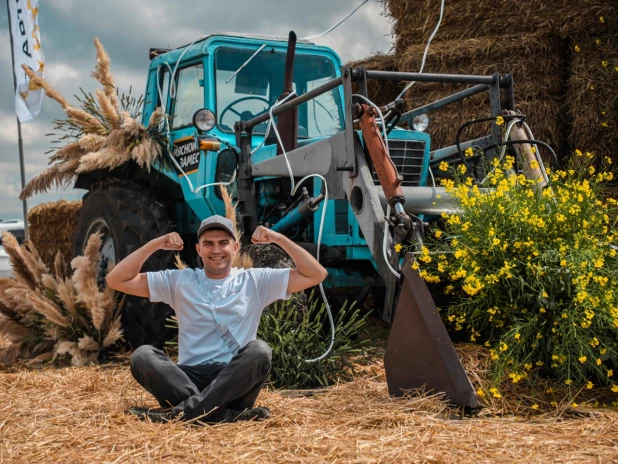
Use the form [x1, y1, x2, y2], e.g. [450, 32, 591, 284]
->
[71, 31, 547, 408]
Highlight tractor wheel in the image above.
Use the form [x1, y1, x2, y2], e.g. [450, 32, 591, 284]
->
[72, 180, 175, 349]
[241, 243, 308, 317]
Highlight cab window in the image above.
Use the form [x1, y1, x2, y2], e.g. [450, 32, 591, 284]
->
[172, 64, 204, 129]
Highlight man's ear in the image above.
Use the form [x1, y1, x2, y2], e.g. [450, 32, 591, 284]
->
[233, 241, 240, 254]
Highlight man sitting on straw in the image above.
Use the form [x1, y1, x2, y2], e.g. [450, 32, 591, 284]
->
[106, 215, 327, 423]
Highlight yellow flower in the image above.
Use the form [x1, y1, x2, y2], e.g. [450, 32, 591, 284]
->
[601, 121, 608, 127]
[572, 402, 578, 408]
[394, 244, 402, 253]
[579, 356, 587, 363]
[574, 45, 581, 52]
[600, 15, 605, 23]
[596, 39, 601, 45]
[492, 238, 501, 246]
[597, 358, 602, 365]
[612, 385, 618, 393]
[477, 388, 485, 397]
[602, 60, 608, 67]
[565, 379, 573, 385]
[434, 230, 443, 238]
[457, 164, 467, 175]
[590, 85, 595, 90]
[465, 147, 474, 157]
[514, 333, 521, 340]
[489, 387, 501, 398]
[495, 115, 505, 126]
[439, 161, 449, 171]
[608, 370, 614, 377]
[531, 404, 539, 410]
[411, 261, 419, 270]
[587, 381, 594, 390]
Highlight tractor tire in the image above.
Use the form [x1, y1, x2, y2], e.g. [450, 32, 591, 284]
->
[241, 243, 308, 317]
[72, 180, 175, 349]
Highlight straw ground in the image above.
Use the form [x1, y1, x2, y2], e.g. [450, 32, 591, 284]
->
[2, 348, 618, 463]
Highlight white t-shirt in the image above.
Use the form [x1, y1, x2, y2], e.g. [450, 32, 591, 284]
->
[147, 267, 291, 365]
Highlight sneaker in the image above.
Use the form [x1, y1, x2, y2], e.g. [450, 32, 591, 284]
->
[226, 407, 271, 422]
[127, 407, 178, 423]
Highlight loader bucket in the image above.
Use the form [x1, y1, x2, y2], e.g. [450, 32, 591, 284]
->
[384, 253, 482, 409]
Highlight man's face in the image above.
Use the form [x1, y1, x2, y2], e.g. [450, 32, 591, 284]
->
[196, 229, 239, 278]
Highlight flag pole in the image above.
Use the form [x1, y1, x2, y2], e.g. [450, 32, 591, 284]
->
[6, 0, 29, 240]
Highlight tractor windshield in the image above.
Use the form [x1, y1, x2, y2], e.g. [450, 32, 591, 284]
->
[215, 46, 343, 138]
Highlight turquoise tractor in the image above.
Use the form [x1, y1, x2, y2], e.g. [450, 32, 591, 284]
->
[72, 31, 535, 408]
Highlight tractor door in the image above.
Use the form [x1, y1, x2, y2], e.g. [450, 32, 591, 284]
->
[167, 62, 205, 178]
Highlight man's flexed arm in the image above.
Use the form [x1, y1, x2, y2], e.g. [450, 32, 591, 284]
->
[106, 233, 184, 297]
[251, 226, 328, 294]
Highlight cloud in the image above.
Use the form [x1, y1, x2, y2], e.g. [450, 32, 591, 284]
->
[0, 0, 393, 219]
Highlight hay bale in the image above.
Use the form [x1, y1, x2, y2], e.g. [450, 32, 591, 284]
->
[394, 33, 568, 155]
[28, 200, 82, 269]
[349, 53, 403, 105]
[385, 0, 617, 53]
[566, 33, 618, 161]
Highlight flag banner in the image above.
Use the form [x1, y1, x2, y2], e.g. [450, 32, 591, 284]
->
[8, 0, 45, 123]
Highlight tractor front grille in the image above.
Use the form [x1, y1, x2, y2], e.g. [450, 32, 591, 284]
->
[372, 139, 426, 187]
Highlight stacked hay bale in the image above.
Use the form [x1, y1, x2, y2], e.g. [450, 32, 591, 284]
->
[27, 200, 82, 270]
[396, 32, 567, 153]
[355, 0, 617, 161]
[567, 33, 618, 157]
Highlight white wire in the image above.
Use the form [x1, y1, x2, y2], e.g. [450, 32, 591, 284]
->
[395, 0, 446, 101]
[290, 175, 335, 363]
[428, 166, 436, 188]
[352, 94, 402, 278]
[382, 204, 402, 279]
[268, 91, 299, 192]
[351, 94, 398, 175]
[480, 118, 519, 184]
[299, 0, 370, 40]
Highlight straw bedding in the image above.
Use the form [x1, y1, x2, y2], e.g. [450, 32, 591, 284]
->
[27, 201, 82, 270]
[2, 348, 618, 463]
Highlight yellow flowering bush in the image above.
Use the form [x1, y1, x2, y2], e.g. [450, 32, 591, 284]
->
[421, 153, 618, 389]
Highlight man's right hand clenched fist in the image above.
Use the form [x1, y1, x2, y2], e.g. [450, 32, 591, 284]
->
[156, 232, 184, 251]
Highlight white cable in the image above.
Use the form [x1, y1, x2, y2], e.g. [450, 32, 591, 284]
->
[268, 91, 299, 192]
[352, 94, 402, 278]
[299, 0, 370, 40]
[351, 94, 398, 175]
[395, 0, 446, 101]
[480, 118, 519, 185]
[382, 204, 402, 279]
[290, 175, 335, 363]
[428, 166, 436, 188]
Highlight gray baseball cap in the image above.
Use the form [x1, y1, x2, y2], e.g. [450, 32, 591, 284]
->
[197, 215, 236, 240]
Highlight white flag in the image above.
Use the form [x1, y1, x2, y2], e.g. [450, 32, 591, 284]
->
[8, 0, 45, 123]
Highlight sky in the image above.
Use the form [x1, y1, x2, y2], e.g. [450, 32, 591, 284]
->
[0, 0, 393, 221]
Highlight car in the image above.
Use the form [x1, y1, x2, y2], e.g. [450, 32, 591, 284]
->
[0, 219, 25, 244]
[0, 244, 11, 278]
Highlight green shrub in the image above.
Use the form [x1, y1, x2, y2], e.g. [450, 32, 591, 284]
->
[417, 152, 618, 391]
[258, 293, 369, 389]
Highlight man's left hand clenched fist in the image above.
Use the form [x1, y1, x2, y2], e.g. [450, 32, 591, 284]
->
[251, 225, 282, 245]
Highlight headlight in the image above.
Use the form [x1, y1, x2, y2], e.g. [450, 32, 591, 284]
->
[193, 109, 216, 132]
[412, 114, 429, 132]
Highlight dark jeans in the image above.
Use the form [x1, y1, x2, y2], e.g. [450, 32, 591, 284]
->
[130, 340, 272, 421]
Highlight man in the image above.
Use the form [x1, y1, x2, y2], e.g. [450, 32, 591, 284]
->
[106, 215, 327, 424]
